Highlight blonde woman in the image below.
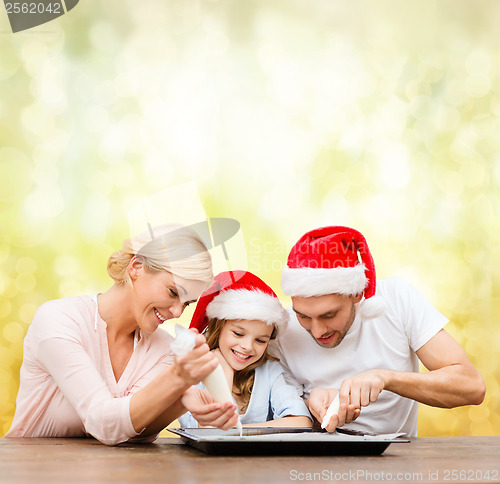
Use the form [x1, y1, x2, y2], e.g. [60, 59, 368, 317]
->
[6, 225, 239, 445]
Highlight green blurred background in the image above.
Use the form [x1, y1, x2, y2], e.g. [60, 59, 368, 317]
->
[1, 0, 499, 437]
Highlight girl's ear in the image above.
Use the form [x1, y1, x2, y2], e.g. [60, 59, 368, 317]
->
[353, 293, 363, 304]
[128, 256, 143, 282]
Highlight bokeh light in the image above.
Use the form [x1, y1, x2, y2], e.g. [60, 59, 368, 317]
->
[1, 0, 499, 437]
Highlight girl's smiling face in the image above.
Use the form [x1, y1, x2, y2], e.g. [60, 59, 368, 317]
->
[218, 319, 274, 371]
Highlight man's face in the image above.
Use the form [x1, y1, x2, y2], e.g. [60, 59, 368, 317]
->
[291, 293, 362, 348]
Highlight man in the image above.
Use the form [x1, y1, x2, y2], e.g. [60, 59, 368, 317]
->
[272, 226, 485, 437]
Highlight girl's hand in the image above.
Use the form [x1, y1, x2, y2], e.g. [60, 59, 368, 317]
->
[172, 333, 219, 387]
[181, 388, 239, 430]
[211, 348, 234, 389]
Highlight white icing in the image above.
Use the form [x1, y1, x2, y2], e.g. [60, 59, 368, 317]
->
[321, 394, 340, 429]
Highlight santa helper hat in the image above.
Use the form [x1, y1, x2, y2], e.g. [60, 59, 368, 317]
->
[190, 270, 287, 333]
[281, 226, 386, 319]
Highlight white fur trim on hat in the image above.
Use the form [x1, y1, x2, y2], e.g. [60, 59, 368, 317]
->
[206, 290, 287, 327]
[281, 264, 368, 298]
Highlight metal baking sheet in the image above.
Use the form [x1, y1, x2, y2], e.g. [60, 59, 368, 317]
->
[168, 427, 410, 455]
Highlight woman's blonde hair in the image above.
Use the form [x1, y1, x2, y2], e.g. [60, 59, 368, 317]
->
[204, 318, 278, 413]
[107, 224, 213, 286]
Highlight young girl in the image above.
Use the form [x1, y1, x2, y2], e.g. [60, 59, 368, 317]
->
[178, 270, 312, 428]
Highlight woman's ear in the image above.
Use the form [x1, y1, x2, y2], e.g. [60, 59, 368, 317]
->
[128, 256, 143, 281]
[353, 293, 363, 304]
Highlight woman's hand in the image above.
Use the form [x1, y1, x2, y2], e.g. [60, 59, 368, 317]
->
[172, 333, 219, 386]
[181, 387, 239, 430]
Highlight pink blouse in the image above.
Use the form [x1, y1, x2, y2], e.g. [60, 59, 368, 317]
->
[5, 295, 174, 445]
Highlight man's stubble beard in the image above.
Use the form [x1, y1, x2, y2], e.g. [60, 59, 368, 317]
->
[309, 301, 357, 349]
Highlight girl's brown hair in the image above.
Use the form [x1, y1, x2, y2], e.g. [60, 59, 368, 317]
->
[204, 318, 278, 413]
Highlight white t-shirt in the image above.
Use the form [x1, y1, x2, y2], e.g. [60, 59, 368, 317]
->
[270, 278, 448, 437]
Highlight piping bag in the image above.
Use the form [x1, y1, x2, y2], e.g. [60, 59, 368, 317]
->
[321, 394, 340, 430]
[171, 324, 243, 436]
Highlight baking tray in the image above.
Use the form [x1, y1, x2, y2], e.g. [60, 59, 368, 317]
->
[168, 427, 410, 455]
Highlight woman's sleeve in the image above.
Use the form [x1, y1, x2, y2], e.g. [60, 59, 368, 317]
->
[268, 362, 313, 421]
[127, 351, 174, 394]
[124, 351, 175, 443]
[36, 335, 140, 446]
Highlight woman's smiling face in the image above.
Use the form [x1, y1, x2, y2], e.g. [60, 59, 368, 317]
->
[217, 319, 274, 371]
[129, 258, 208, 333]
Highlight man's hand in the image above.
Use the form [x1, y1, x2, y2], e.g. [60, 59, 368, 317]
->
[181, 387, 239, 430]
[172, 333, 219, 387]
[306, 371, 386, 433]
[306, 387, 360, 433]
[338, 369, 386, 420]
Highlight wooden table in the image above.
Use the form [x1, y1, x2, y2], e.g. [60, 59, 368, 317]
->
[1, 437, 498, 483]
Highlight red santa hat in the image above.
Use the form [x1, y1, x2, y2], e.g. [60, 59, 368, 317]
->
[281, 226, 386, 318]
[190, 270, 287, 333]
